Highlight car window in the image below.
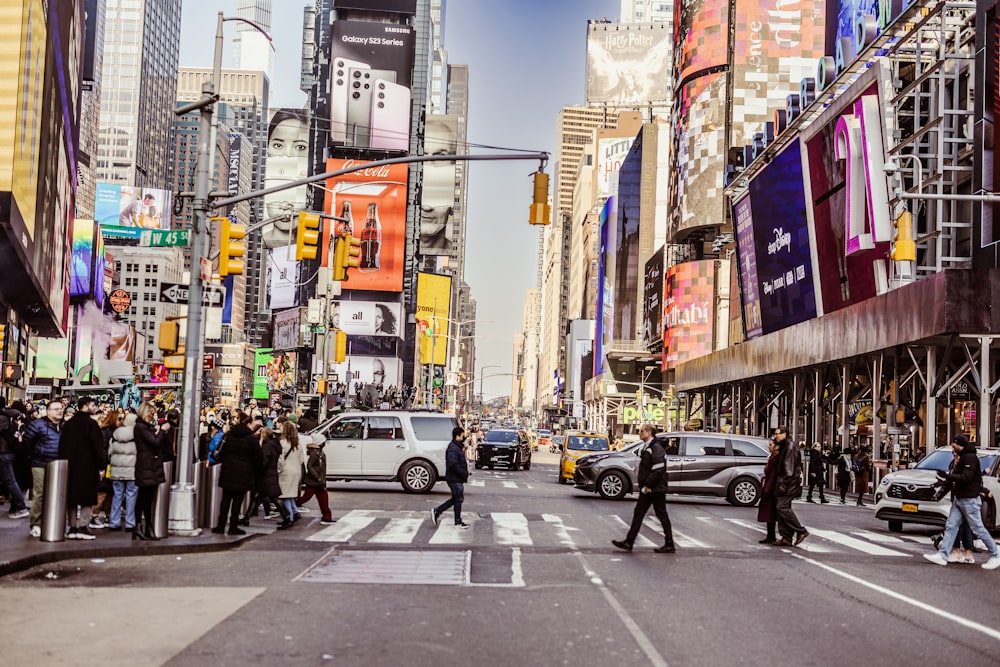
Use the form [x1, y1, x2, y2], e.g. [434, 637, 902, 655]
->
[485, 430, 519, 443]
[684, 436, 728, 456]
[329, 417, 364, 440]
[911, 449, 996, 472]
[731, 439, 767, 457]
[410, 417, 458, 441]
[567, 436, 610, 451]
[660, 437, 680, 456]
[366, 416, 403, 440]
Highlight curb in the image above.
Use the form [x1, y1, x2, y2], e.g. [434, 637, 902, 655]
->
[0, 532, 261, 578]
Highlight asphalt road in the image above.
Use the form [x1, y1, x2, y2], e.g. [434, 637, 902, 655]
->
[4, 451, 1000, 666]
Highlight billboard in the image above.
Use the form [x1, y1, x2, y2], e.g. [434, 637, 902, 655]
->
[33, 337, 70, 380]
[733, 196, 763, 339]
[614, 138, 642, 341]
[586, 22, 672, 106]
[95, 183, 173, 239]
[254, 348, 275, 399]
[597, 135, 634, 198]
[70, 219, 96, 299]
[662, 260, 715, 370]
[265, 352, 297, 393]
[420, 114, 457, 255]
[643, 246, 664, 348]
[327, 355, 402, 387]
[416, 272, 452, 366]
[329, 20, 415, 150]
[333, 0, 417, 13]
[272, 308, 303, 351]
[332, 300, 402, 337]
[262, 108, 310, 249]
[593, 197, 617, 376]
[673, 0, 729, 84]
[323, 158, 409, 292]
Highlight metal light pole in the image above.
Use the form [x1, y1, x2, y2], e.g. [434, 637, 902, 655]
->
[479, 365, 501, 412]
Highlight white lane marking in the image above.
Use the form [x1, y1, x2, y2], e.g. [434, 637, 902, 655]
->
[543, 513, 577, 548]
[808, 527, 911, 557]
[429, 520, 474, 545]
[468, 479, 485, 487]
[510, 547, 525, 587]
[369, 518, 423, 544]
[502, 481, 518, 489]
[723, 518, 835, 553]
[641, 518, 707, 548]
[609, 515, 655, 548]
[462, 548, 526, 588]
[492, 512, 532, 545]
[851, 531, 907, 545]
[306, 510, 377, 542]
[791, 551, 1000, 643]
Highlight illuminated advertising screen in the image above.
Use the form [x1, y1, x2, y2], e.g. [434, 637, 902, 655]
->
[254, 348, 275, 399]
[420, 114, 457, 256]
[416, 272, 452, 366]
[329, 20, 415, 150]
[327, 356, 403, 387]
[262, 108, 309, 250]
[670, 72, 728, 236]
[586, 22, 672, 106]
[70, 219, 96, 299]
[597, 135, 634, 198]
[614, 138, 642, 341]
[746, 139, 817, 332]
[674, 0, 729, 84]
[803, 83, 890, 314]
[272, 308, 302, 351]
[593, 197, 617, 376]
[732, 196, 763, 339]
[323, 158, 409, 292]
[264, 351, 297, 393]
[332, 300, 402, 337]
[663, 260, 715, 369]
[643, 246, 664, 348]
[333, 0, 417, 13]
[95, 183, 174, 239]
[33, 337, 69, 379]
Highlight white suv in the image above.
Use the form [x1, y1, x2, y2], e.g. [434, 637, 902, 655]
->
[308, 411, 459, 493]
[874, 447, 1000, 532]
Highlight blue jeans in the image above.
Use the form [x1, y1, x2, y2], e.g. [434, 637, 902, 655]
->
[435, 482, 464, 524]
[0, 452, 26, 512]
[110, 480, 138, 529]
[938, 497, 998, 559]
[281, 498, 298, 520]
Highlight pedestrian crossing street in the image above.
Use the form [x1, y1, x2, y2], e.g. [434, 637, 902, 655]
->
[305, 508, 944, 560]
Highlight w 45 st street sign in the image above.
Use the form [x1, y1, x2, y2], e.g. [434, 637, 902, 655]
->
[140, 230, 190, 247]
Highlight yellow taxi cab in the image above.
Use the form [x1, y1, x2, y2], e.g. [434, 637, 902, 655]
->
[558, 431, 610, 484]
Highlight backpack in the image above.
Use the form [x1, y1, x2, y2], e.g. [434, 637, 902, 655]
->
[851, 458, 863, 474]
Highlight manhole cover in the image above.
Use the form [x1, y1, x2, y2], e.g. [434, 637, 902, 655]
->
[296, 549, 467, 586]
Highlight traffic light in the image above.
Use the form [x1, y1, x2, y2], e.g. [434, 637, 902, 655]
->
[296, 211, 321, 260]
[3, 362, 21, 382]
[334, 329, 347, 363]
[332, 233, 362, 281]
[218, 217, 246, 276]
[158, 320, 179, 353]
[529, 170, 550, 226]
[891, 211, 916, 262]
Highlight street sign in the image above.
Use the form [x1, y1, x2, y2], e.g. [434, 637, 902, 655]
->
[109, 289, 132, 313]
[139, 229, 190, 247]
[203, 354, 215, 371]
[159, 282, 225, 307]
[26, 384, 51, 395]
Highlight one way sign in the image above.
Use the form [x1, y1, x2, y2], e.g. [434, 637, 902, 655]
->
[159, 282, 226, 307]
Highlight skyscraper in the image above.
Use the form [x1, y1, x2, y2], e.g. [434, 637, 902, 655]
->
[620, 0, 673, 23]
[232, 0, 275, 81]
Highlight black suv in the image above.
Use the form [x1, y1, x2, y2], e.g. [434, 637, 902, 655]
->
[475, 429, 532, 470]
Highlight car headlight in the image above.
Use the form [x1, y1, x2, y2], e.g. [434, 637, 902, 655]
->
[879, 477, 891, 487]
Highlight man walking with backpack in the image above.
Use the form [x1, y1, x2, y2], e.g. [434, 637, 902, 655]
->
[0, 398, 28, 519]
[612, 424, 675, 553]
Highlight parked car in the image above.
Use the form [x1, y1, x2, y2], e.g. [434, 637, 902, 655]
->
[475, 428, 532, 470]
[558, 432, 611, 484]
[572, 432, 770, 506]
[537, 429, 553, 451]
[874, 446, 999, 532]
[309, 411, 459, 493]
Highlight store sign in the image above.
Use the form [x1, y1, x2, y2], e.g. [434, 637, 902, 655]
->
[836, 94, 892, 256]
[621, 402, 668, 424]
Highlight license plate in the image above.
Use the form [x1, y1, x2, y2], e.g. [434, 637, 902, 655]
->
[901, 503, 918, 513]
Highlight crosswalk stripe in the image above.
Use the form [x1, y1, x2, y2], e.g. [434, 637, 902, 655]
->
[492, 512, 532, 545]
[542, 514, 577, 548]
[641, 518, 706, 548]
[429, 521, 474, 544]
[502, 481, 518, 489]
[307, 510, 377, 542]
[723, 518, 836, 553]
[609, 515, 656, 548]
[808, 527, 911, 557]
[851, 530, 908, 545]
[468, 479, 485, 487]
[369, 518, 423, 544]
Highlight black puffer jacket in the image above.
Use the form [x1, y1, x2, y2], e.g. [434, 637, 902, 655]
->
[258, 435, 282, 498]
[944, 439, 983, 499]
[134, 420, 167, 488]
[217, 423, 262, 493]
[637, 437, 668, 493]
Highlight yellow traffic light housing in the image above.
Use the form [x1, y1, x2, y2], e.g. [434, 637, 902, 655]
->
[218, 217, 246, 276]
[296, 211, 321, 261]
[334, 329, 347, 363]
[891, 211, 916, 262]
[333, 233, 361, 281]
[158, 320, 179, 353]
[529, 170, 550, 226]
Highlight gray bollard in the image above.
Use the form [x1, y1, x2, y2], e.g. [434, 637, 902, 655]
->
[199, 464, 222, 528]
[41, 460, 69, 543]
[193, 462, 207, 529]
[152, 461, 174, 538]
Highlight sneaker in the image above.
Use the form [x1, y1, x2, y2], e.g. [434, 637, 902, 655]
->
[611, 539, 633, 552]
[320, 518, 337, 525]
[962, 553, 976, 565]
[947, 550, 964, 563]
[88, 517, 106, 529]
[29, 525, 40, 538]
[9, 509, 29, 519]
[66, 527, 78, 539]
[275, 520, 293, 530]
[297, 507, 311, 513]
[805, 498, 815, 503]
[228, 527, 247, 536]
[265, 511, 280, 520]
[430, 509, 439, 527]
[923, 553, 949, 566]
[75, 527, 96, 540]
[455, 521, 470, 528]
[820, 499, 830, 504]
[982, 556, 1000, 570]
[794, 530, 809, 546]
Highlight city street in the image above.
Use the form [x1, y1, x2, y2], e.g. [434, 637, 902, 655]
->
[4, 452, 999, 666]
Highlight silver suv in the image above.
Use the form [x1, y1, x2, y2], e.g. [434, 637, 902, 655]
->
[572, 432, 770, 506]
[309, 411, 459, 493]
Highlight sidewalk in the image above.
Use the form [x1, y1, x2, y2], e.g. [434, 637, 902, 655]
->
[0, 513, 269, 578]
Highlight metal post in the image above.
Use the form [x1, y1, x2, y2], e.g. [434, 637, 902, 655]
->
[840, 363, 850, 450]
[872, 355, 882, 462]
[980, 337, 992, 443]
[813, 367, 823, 447]
[926, 346, 937, 451]
[40, 459, 68, 542]
[154, 461, 174, 538]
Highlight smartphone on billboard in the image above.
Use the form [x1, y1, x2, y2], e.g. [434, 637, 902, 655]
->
[330, 58, 369, 144]
[370, 79, 412, 151]
[346, 68, 396, 148]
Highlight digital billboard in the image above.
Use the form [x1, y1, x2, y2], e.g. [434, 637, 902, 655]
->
[662, 260, 715, 370]
[586, 22, 672, 106]
[643, 246, 664, 348]
[33, 337, 70, 380]
[673, 0, 729, 84]
[262, 108, 309, 250]
[416, 272, 452, 366]
[420, 114, 457, 256]
[70, 219, 96, 299]
[593, 197, 617, 376]
[329, 20, 416, 150]
[272, 308, 303, 351]
[332, 300, 402, 337]
[254, 348, 275, 399]
[333, 0, 417, 14]
[323, 158, 409, 292]
[327, 356, 402, 387]
[597, 135, 634, 198]
[614, 138, 642, 341]
[95, 183, 173, 239]
[733, 196, 763, 339]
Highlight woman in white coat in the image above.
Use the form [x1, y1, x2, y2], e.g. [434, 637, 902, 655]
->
[277, 420, 306, 522]
[108, 413, 138, 531]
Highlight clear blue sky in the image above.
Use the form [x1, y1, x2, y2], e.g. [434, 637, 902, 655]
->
[180, 0, 619, 403]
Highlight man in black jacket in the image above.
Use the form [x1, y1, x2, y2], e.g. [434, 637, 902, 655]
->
[805, 442, 828, 503]
[924, 434, 1000, 569]
[0, 398, 28, 519]
[59, 397, 107, 539]
[612, 424, 675, 553]
[431, 427, 469, 527]
[773, 427, 809, 547]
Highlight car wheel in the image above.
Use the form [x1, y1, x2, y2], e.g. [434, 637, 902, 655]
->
[524, 457, 531, 471]
[981, 498, 996, 530]
[474, 462, 483, 470]
[399, 460, 437, 494]
[511, 453, 520, 471]
[887, 520, 903, 533]
[726, 477, 761, 507]
[558, 473, 568, 484]
[597, 471, 628, 500]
